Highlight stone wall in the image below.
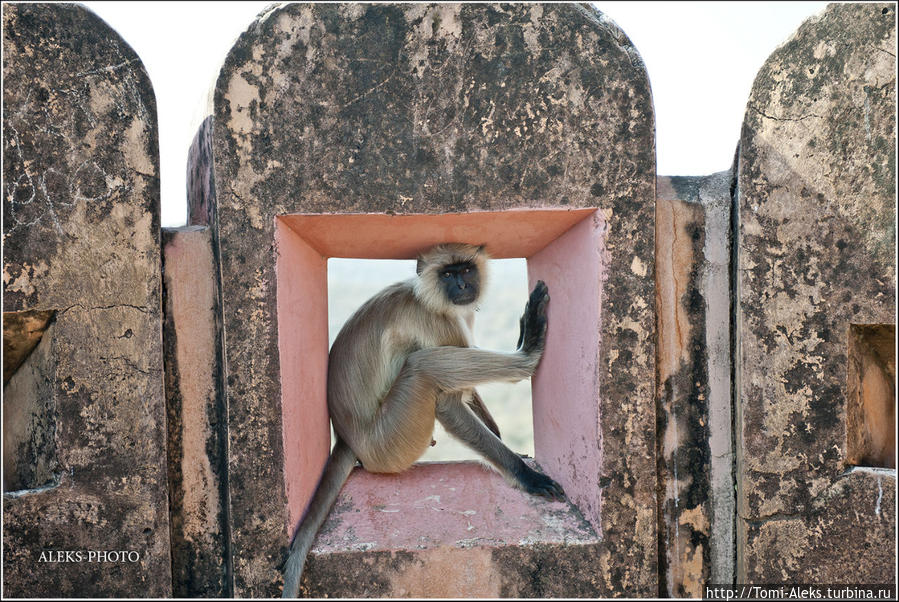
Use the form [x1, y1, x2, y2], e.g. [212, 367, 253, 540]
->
[2, 2, 895, 597]
[161, 108, 230, 596]
[735, 2, 896, 584]
[210, 3, 656, 596]
[2, 3, 171, 596]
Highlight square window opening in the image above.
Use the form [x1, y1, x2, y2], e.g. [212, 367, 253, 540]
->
[3, 309, 60, 493]
[846, 323, 896, 469]
[275, 209, 608, 537]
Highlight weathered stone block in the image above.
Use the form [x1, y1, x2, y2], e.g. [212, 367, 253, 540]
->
[304, 462, 602, 597]
[736, 2, 896, 584]
[162, 226, 229, 596]
[655, 173, 734, 596]
[741, 467, 895, 583]
[211, 3, 656, 596]
[2, 3, 170, 596]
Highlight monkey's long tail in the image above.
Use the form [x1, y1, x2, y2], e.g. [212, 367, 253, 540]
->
[282, 438, 357, 598]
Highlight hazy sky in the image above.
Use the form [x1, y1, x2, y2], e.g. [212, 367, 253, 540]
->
[83, 1, 828, 227]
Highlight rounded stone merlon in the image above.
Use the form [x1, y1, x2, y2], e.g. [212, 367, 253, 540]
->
[212, 2, 655, 216]
[740, 2, 895, 272]
[210, 3, 656, 597]
[3, 2, 161, 311]
[738, 0, 896, 503]
[3, 2, 169, 597]
[736, 2, 895, 584]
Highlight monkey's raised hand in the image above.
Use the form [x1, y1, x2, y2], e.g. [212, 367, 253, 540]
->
[517, 280, 549, 355]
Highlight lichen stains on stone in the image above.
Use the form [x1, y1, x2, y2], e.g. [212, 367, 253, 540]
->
[743, 471, 895, 583]
[743, 4, 896, 273]
[123, 117, 154, 175]
[214, 3, 653, 216]
[225, 68, 262, 144]
[3, 6, 160, 310]
[737, 2, 895, 584]
[3, 3, 169, 596]
[654, 195, 714, 596]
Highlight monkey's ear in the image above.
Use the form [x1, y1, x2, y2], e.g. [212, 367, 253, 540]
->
[416, 257, 425, 275]
[476, 244, 486, 254]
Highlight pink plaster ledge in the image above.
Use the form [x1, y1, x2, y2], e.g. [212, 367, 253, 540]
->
[312, 461, 599, 554]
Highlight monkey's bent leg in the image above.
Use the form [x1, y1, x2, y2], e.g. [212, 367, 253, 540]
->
[407, 346, 539, 392]
[436, 393, 564, 500]
[352, 362, 440, 473]
[353, 345, 538, 474]
[282, 438, 357, 598]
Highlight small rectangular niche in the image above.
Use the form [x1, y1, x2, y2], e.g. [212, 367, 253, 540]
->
[3, 310, 60, 492]
[846, 324, 896, 469]
[275, 208, 608, 540]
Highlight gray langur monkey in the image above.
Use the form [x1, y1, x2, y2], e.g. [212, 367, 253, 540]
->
[281, 242, 563, 597]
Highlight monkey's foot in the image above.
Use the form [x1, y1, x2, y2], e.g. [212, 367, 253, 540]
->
[518, 280, 549, 355]
[518, 465, 565, 501]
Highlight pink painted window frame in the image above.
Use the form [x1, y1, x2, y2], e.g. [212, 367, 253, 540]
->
[275, 208, 608, 536]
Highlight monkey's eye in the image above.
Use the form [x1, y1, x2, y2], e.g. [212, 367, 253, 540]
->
[462, 267, 470, 274]
[441, 272, 452, 279]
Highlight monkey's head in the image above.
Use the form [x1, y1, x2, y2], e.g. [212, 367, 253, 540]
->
[414, 243, 489, 314]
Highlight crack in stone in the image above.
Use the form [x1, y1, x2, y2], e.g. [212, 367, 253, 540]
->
[2, 474, 62, 498]
[58, 303, 150, 314]
[74, 58, 140, 78]
[749, 106, 822, 122]
[99, 355, 156, 375]
[741, 512, 802, 526]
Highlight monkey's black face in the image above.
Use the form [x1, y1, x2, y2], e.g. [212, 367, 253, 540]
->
[439, 261, 480, 305]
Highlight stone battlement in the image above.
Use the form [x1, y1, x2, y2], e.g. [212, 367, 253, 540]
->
[2, 2, 894, 598]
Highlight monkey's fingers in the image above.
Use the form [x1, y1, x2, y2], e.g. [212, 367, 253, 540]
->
[516, 310, 527, 349]
[519, 466, 565, 501]
[529, 281, 550, 323]
[529, 279, 548, 300]
[520, 282, 550, 355]
[521, 281, 547, 315]
[536, 476, 565, 501]
[533, 281, 549, 313]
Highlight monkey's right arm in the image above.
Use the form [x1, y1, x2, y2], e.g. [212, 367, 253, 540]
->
[463, 280, 551, 437]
